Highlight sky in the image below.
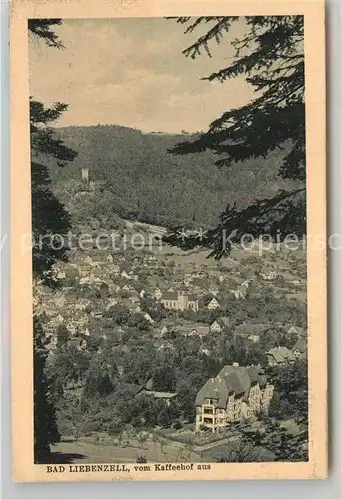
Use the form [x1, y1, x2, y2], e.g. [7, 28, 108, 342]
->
[29, 18, 254, 133]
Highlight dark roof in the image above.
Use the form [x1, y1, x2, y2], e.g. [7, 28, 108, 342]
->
[284, 324, 305, 334]
[117, 383, 143, 396]
[196, 326, 210, 335]
[195, 377, 229, 408]
[292, 339, 306, 353]
[267, 346, 295, 363]
[121, 299, 133, 309]
[178, 323, 210, 334]
[196, 365, 268, 407]
[218, 317, 230, 327]
[161, 292, 178, 301]
[143, 378, 153, 390]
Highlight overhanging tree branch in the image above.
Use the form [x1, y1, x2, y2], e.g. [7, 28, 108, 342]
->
[166, 16, 306, 255]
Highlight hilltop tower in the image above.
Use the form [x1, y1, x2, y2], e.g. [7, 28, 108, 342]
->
[81, 168, 89, 183]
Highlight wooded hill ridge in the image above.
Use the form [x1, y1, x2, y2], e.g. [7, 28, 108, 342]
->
[49, 124, 300, 230]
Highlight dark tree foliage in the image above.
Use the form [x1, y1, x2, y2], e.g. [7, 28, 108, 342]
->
[166, 16, 305, 258]
[152, 364, 177, 392]
[29, 20, 77, 283]
[31, 100, 77, 282]
[273, 359, 308, 426]
[29, 20, 76, 461]
[34, 319, 60, 463]
[28, 19, 64, 48]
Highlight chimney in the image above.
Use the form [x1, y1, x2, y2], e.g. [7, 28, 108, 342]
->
[232, 362, 239, 367]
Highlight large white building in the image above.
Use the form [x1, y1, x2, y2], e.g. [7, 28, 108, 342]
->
[195, 364, 274, 432]
[160, 291, 199, 312]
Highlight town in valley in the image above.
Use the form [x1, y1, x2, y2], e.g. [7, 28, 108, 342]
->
[34, 170, 308, 464]
[29, 16, 308, 465]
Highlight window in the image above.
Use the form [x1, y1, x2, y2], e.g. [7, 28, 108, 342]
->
[203, 407, 214, 414]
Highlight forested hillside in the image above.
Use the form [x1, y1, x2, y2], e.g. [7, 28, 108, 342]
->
[49, 125, 299, 230]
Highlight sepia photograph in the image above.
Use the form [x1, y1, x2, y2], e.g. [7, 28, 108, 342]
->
[10, 0, 326, 482]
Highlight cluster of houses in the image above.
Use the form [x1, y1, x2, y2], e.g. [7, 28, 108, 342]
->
[266, 338, 306, 366]
[34, 248, 241, 343]
[33, 239, 308, 436]
[34, 248, 306, 369]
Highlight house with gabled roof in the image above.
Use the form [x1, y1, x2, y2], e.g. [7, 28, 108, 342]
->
[210, 320, 222, 333]
[55, 313, 64, 324]
[178, 323, 210, 337]
[157, 319, 176, 337]
[66, 320, 77, 336]
[266, 346, 295, 366]
[210, 317, 230, 333]
[207, 297, 220, 310]
[109, 283, 120, 294]
[219, 317, 230, 328]
[195, 363, 274, 432]
[56, 269, 66, 280]
[106, 298, 118, 310]
[235, 323, 266, 342]
[154, 287, 163, 300]
[285, 324, 305, 336]
[140, 378, 178, 406]
[292, 339, 307, 359]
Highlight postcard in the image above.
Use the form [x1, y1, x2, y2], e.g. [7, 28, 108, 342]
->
[10, 0, 326, 482]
